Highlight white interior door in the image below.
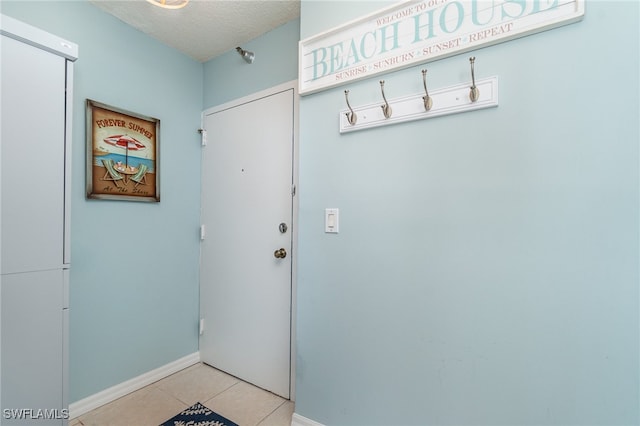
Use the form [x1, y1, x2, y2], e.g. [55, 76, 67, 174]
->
[199, 88, 294, 399]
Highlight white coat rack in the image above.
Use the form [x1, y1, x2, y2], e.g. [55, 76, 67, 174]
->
[339, 58, 499, 134]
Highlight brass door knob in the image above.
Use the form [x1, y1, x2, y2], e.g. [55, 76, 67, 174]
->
[274, 248, 287, 259]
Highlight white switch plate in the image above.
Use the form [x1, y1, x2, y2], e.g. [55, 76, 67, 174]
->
[325, 208, 339, 233]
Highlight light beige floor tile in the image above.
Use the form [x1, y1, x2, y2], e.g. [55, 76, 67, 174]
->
[78, 386, 186, 426]
[204, 381, 286, 426]
[257, 400, 294, 426]
[69, 418, 84, 426]
[154, 362, 239, 405]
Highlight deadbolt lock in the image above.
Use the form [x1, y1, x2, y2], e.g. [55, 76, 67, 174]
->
[274, 248, 287, 259]
[279, 222, 288, 233]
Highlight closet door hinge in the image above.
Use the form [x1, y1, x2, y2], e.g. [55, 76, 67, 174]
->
[198, 129, 207, 146]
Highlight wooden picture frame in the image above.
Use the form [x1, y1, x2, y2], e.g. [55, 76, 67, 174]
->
[86, 100, 160, 202]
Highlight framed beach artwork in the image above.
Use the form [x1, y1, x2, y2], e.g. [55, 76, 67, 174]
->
[86, 100, 160, 202]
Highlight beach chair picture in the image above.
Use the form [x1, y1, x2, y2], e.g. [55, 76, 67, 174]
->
[101, 158, 125, 188]
[87, 100, 159, 202]
[130, 163, 148, 188]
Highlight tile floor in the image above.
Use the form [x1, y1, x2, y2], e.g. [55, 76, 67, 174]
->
[69, 363, 294, 426]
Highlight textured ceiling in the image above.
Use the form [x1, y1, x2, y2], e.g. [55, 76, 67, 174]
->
[90, 0, 300, 63]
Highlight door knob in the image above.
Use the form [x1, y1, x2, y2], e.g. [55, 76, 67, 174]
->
[274, 248, 287, 259]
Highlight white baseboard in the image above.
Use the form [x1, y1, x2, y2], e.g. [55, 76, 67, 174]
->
[69, 352, 200, 419]
[292, 413, 326, 426]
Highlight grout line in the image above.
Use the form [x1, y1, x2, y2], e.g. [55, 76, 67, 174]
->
[154, 385, 193, 407]
[203, 380, 243, 405]
[255, 399, 287, 426]
[154, 365, 240, 406]
[149, 362, 202, 389]
[83, 362, 291, 426]
[211, 380, 242, 400]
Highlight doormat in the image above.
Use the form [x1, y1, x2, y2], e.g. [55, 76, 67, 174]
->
[160, 402, 238, 426]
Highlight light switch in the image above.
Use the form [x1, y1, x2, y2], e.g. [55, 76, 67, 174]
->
[325, 208, 339, 233]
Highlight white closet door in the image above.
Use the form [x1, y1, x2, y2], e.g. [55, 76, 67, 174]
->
[1, 27, 69, 425]
[1, 270, 64, 426]
[1, 35, 66, 274]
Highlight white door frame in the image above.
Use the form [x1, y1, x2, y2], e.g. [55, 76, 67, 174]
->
[200, 80, 299, 400]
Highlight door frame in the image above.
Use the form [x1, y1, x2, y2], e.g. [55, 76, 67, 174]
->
[200, 80, 299, 400]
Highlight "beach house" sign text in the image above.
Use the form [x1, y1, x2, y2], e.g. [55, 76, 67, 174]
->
[299, 0, 584, 95]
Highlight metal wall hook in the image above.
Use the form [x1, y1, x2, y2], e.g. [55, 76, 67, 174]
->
[344, 90, 357, 125]
[469, 57, 479, 102]
[421, 69, 433, 111]
[379, 80, 392, 118]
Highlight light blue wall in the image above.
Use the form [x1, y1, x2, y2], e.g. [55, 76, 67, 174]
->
[0, 1, 203, 402]
[203, 19, 300, 108]
[296, 1, 639, 425]
[2, 1, 638, 423]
